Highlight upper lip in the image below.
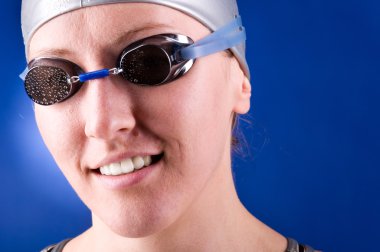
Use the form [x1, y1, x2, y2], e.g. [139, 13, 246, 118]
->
[88, 151, 163, 170]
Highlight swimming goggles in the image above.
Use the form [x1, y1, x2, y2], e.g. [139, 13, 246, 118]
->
[20, 16, 246, 106]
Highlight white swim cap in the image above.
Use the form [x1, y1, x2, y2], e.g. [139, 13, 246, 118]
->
[21, 0, 249, 77]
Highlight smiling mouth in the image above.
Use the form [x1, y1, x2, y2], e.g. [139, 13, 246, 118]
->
[95, 153, 164, 176]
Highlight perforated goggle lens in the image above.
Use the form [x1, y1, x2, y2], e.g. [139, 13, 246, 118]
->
[21, 16, 246, 105]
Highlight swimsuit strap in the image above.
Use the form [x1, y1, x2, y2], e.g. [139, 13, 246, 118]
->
[286, 237, 317, 252]
[41, 238, 71, 252]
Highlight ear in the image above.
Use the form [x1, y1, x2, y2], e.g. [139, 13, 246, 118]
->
[233, 75, 251, 114]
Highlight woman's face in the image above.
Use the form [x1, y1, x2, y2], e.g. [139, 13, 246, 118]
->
[29, 3, 250, 237]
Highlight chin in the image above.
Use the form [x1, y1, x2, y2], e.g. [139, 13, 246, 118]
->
[93, 198, 181, 238]
[111, 215, 165, 237]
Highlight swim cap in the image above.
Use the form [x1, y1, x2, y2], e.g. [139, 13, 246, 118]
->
[21, 0, 249, 77]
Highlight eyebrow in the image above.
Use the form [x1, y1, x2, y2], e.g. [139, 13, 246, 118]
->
[112, 23, 176, 48]
[30, 23, 176, 60]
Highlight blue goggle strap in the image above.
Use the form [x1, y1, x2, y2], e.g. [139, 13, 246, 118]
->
[19, 67, 28, 81]
[179, 15, 246, 60]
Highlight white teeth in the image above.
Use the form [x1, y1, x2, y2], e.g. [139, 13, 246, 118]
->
[132, 156, 144, 170]
[99, 155, 156, 176]
[100, 166, 111, 175]
[110, 163, 121, 175]
[121, 159, 134, 173]
[143, 156, 152, 166]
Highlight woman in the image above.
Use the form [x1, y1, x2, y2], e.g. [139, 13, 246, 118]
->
[21, 0, 318, 251]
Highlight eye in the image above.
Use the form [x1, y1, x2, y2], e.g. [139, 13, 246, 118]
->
[119, 45, 171, 85]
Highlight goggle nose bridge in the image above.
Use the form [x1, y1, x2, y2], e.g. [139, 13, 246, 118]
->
[69, 67, 123, 84]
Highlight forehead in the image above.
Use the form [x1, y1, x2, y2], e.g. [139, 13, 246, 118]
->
[28, 3, 208, 61]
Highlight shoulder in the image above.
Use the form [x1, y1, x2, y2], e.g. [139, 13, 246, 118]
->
[41, 239, 72, 252]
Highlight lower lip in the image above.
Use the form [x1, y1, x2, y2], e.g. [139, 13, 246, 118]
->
[92, 159, 162, 190]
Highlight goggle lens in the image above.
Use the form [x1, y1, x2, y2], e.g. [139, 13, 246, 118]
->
[25, 66, 72, 105]
[120, 45, 171, 85]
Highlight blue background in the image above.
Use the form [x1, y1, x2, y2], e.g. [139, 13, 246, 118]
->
[2, 1, 379, 251]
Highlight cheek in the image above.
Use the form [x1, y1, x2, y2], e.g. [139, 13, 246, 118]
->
[133, 56, 234, 174]
[35, 105, 84, 177]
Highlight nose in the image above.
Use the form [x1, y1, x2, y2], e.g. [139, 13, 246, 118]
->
[82, 75, 136, 141]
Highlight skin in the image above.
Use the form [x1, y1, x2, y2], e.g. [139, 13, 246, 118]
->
[29, 3, 287, 252]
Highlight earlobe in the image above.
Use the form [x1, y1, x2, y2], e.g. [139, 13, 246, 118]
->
[233, 76, 251, 114]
